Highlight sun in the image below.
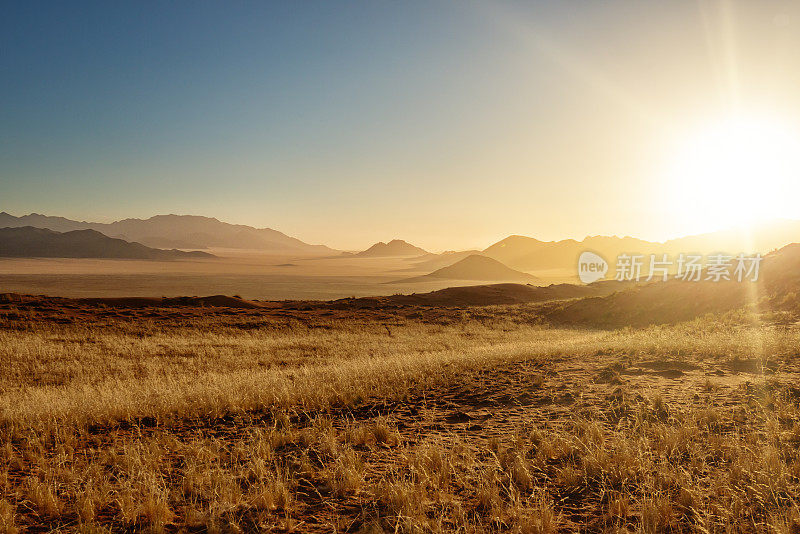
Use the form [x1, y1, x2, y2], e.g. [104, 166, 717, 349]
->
[664, 113, 800, 233]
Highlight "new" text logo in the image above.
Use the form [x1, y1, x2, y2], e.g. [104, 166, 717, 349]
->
[577, 251, 608, 284]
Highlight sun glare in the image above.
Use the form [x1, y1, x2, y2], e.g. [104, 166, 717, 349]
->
[665, 114, 800, 232]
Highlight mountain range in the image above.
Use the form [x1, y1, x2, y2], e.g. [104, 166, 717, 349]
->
[478, 220, 800, 271]
[0, 227, 214, 260]
[4, 211, 800, 275]
[0, 212, 334, 254]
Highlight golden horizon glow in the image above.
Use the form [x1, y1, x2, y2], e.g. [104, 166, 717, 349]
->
[663, 113, 800, 234]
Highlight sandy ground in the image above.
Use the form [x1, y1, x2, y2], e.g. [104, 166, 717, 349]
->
[0, 251, 579, 299]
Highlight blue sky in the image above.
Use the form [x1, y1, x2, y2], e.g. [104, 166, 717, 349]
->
[3, 1, 800, 249]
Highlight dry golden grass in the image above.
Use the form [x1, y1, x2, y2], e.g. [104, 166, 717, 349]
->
[0, 303, 799, 532]
[0, 320, 594, 433]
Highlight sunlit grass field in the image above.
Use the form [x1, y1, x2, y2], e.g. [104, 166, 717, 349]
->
[1, 305, 799, 532]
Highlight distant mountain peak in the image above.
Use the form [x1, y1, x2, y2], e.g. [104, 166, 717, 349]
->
[357, 239, 428, 257]
[397, 254, 539, 284]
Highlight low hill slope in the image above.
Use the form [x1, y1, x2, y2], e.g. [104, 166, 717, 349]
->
[334, 281, 629, 308]
[407, 250, 483, 271]
[544, 242, 800, 327]
[543, 280, 751, 328]
[0, 293, 262, 309]
[397, 254, 539, 283]
[0, 227, 214, 260]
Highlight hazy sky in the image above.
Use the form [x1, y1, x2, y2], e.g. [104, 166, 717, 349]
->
[3, 1, 800, 251]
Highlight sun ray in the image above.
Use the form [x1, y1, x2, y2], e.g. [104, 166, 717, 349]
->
[476, 2, 663, 128]
[697, 0, 742, 111]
